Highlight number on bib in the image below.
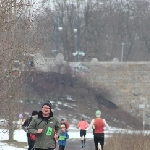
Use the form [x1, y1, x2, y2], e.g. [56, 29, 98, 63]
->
[46, 127, 52, 135]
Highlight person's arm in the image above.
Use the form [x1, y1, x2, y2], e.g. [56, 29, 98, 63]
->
[77, 122, 80, 129]
[66, 132, 69, 139]
[85, 121, 89, 129]
[22, 118, 29, 132]
[66, 122, 69, 131]
[103, 119, 110, 130]
[55, 119, 61, 136]
[27, 118, 38, 134]
[87, 119, 94, 130]
[66, 122, 69, 129]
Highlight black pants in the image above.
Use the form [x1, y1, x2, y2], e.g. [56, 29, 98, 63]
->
[59, 145, 65, 150]
[94, 133, 104, 150]
[27, 136, 35, 150]
[35, 148, 54, 150]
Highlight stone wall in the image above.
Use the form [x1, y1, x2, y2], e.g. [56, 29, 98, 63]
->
[70, 59, 150, 123]
[81, 61, 150, 125]
[33, 53, 150, 124]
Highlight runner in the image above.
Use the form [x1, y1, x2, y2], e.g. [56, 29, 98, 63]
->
[88, 110, 110, 150]
[77, 117, 89, 148]
[22, 110, 38, 150]
[58, 124, 69, 150]
[27, 101, 61, 150]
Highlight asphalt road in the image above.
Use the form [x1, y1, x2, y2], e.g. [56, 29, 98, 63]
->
[55, 139, 95, 150]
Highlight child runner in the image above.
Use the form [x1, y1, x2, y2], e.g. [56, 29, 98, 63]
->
[58, 124, 69, 150]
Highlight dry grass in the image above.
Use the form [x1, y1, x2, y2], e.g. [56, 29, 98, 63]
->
[105, 132, 150, 150]
[2, 132, 150, 150]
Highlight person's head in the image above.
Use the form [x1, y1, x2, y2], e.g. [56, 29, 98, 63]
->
[61, 124, 66, 132]
[95, 110, 101, 118]
[61, 119, 65, 124]
[81, 117, 85, 121]
[32, 110, 38, 116]
[42, 101, 52, 117]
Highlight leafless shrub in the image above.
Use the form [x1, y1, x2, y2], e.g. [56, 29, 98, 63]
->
[105, 132, 150, 150]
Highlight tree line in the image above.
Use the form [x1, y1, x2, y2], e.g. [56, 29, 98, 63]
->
[33, 0, 150, 61]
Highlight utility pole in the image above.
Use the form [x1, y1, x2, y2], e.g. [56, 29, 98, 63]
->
[55, 13, 59, 55]
[55, 13, 63, 55]
[76, 15, 80, 62]
[121, 43, 125, 62]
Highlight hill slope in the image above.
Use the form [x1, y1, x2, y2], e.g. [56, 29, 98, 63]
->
[23, 72, 145, 129]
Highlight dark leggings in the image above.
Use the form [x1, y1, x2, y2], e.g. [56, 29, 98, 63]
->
[59, 145, 65, 150]
[35, 148, 54, 150]
[80, 130, 86, 146]
[94, 133, 104, 150]
[27, 136, 35, 150]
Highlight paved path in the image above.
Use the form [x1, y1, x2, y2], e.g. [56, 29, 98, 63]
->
[56, 139, 95, 150]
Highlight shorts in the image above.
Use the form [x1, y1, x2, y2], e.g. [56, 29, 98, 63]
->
[80, 130, 86, 137]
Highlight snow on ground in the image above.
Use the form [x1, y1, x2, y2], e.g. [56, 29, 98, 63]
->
[0, 127, 150, 150]
[0, 129, 27, 150]
[0, 142, 25, 150]
[0, 127, 94, 150]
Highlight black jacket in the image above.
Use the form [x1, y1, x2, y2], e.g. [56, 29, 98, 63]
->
[22, 117, 33, 137]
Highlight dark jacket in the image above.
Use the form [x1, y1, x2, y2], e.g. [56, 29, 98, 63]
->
[27, 111, 61, 149]
[22, 117, 33, 137]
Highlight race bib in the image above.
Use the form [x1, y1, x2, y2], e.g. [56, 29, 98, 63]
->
[46, 127, 53, 135]
[59, 136, 65, 140]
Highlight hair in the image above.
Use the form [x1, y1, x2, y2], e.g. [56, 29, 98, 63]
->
[81, 117, 85, 121]
[61, 124, 66, 128]
[61, 119, 64, 121]
[42, 101, 52, 108]
[32, 110, 38, 116]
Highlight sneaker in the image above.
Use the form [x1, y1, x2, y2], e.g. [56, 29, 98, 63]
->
[82, 145, 84, 148]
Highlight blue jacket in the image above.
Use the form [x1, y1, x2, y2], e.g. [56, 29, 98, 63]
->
[58, 132, 69, 146]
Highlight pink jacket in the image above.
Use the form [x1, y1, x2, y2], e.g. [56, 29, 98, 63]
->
[77, 121, 89, 130]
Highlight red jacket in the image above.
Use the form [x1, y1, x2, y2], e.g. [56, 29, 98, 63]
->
[77, 121, 89, 130]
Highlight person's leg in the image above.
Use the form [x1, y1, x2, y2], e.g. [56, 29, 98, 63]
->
[31, 140, 35, 150]
[83, 136, 86, 147]
[83, 130, 86, 147]
[62, 146, 65, 150]
[59, 145, 63, 150]
[28, 137, 33, 150]
[80, 130, 84, 148]
[99, 133, 104, 150]
[94, 134, 99, 150]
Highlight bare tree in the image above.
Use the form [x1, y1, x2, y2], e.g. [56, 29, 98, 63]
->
[31, 0, 150, 61]
[0, 0, 38, 141]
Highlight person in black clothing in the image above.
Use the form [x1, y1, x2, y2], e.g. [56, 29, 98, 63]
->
[22, 110, 38, 150]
